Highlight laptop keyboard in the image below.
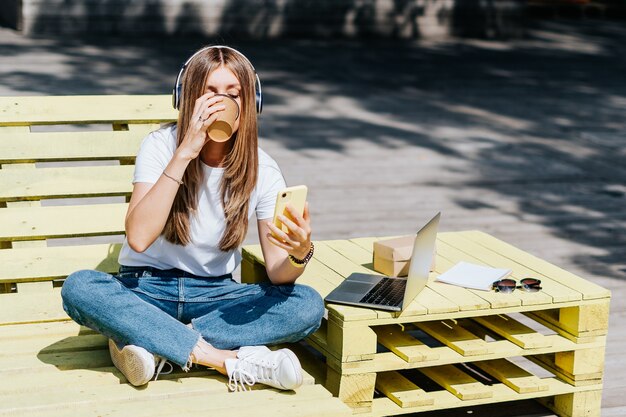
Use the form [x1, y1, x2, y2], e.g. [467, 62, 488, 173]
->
[359, 278, 406, 306]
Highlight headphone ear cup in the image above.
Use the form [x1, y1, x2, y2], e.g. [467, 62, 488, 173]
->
[255, 73, 262, 114]
[256, 90, 263, 114]
[172, 84, 183, 110]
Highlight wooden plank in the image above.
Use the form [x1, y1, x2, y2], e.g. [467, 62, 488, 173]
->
[435, 239, 523, 309]
[326, 368, 376, 409]
[0, 320, 93, 340]
[420, 364, 493, 400]
[416, 320, 494, 356]
[1, 332, 107, 356]
[473, 314, 553, 349]
[326, 320, 377, 362]
[375, 371, 434, 408]
[0, 289, 68, 325]
[441, 232, 583, 303]
[15, 281, 54, 293]
[531, 348, 606, 386]
[430, 255, 495, 310]
[437, 235, 553, 306]
[314, 240, 376, 278]
[0, 128, 153, 163]
[0, 95, 177, 126]
[369, 379, 604, 416]
[409, 285, 460, 315]
[461, 231, 611, 300]
[0, 367, 215, 395]
[527, 302, 610, 343]
[0, 165, 134, 201]
[331, 331, 605, 375]
[0, 203, 127, 241]
[539, 389, 603, 417]
[0, 244, 121, 284]
[2, 348, 112, 373]
[373, 324, 439, 363]
[0, 380, 347, 417]
[473, 359, 550, 393]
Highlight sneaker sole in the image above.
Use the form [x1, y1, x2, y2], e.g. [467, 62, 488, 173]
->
[109, 340, 155, 386]
[278, 348, 303, 390]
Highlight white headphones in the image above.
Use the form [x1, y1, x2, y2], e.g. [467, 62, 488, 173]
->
[172, 45, 263, 114]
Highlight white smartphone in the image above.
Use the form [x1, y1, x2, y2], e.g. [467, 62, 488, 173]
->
[272, 185, 308, 236]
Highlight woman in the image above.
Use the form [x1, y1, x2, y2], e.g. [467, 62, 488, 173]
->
[61, 45, 324, 392]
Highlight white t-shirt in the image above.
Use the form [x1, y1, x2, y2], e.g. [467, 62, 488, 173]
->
[117, 125, 286, 276]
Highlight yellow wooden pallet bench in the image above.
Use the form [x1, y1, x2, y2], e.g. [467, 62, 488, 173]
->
[242, 233, 611, 417]
[0, 95, 351, 417]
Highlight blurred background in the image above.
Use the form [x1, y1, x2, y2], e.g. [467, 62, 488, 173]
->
[1, 1, 625, 415]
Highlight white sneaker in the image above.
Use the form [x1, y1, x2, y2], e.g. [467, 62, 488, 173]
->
[225, 346, 303, 392]
[108, 339, 173, 386]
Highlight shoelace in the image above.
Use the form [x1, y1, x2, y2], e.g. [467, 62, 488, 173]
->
[228, 357, 278, 392]
[228, 366, 256, 392]
[154, 356, 174, 381]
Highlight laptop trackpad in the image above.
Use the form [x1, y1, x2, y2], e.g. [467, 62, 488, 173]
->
[332, 280, 376, 303]
[342, 280, 375, 294]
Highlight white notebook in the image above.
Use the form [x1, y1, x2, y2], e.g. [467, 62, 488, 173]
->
[436, 261, 512, 291]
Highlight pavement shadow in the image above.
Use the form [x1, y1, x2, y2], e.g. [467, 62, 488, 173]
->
[0, 19, 624, 280]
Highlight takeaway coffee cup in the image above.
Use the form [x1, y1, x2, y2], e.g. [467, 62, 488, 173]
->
[208, 94, 240, 142]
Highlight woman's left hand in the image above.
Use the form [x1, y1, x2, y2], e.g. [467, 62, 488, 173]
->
[266, 202, 312, 261]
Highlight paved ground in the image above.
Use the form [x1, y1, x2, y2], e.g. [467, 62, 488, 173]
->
[1, 19, 625, 415]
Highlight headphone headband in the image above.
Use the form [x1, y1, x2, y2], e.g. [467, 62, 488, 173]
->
[172, 45, 262, 113]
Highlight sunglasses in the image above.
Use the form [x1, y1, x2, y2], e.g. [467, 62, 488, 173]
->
[492, 278, 542, 293]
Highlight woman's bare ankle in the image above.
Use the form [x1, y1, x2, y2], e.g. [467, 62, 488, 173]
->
[190, 339, 237, 375]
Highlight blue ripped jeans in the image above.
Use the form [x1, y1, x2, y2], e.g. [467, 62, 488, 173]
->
[61, 266, 325, 369]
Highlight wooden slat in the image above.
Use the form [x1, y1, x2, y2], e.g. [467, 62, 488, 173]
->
[430, 255, 495, 310]
[15, 281, 54, 293]
[473, 314, 553, 349]
[0, 379, 346, 417]
[331, 333, 605, 375]
[0, 165, 134, 201]
[0, 203, 127, 241]
[0, 128, 153, 163]
[373, 325, 439, 363]
[416, 320, 494, 356]
[375, 371, 434, 408]
[473, 359, 550, 393]
[0, 244, 121, 284]
[0, 95, 177, 126]
[314, 240, 377, 278]
[370, 379, 603, 416]
[441, 232, 582, 303]
[420, 365, 493, 400]
[437, 235, 553, 306]
[0, 289, 68, 325]
[461, 231, 611, 300]
[527, 300, 610, 340]
[435, 239, 524, 309]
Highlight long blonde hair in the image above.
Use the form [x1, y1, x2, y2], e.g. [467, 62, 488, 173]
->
[163, 46, 259, 251]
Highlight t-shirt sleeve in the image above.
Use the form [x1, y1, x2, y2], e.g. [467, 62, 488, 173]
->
[256, 166, 286, 220]
[133, 130, 174, 184]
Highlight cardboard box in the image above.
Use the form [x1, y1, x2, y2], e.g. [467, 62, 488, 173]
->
[373, 235, 415, 277]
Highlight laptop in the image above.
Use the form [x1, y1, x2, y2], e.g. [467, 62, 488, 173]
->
[324, 213, 440, 312]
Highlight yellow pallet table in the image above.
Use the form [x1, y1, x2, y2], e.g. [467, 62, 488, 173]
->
[242, 233, 611, 417]
[0, 95, 351, 417]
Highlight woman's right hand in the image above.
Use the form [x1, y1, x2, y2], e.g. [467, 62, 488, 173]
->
[175, 93, 226, 161]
